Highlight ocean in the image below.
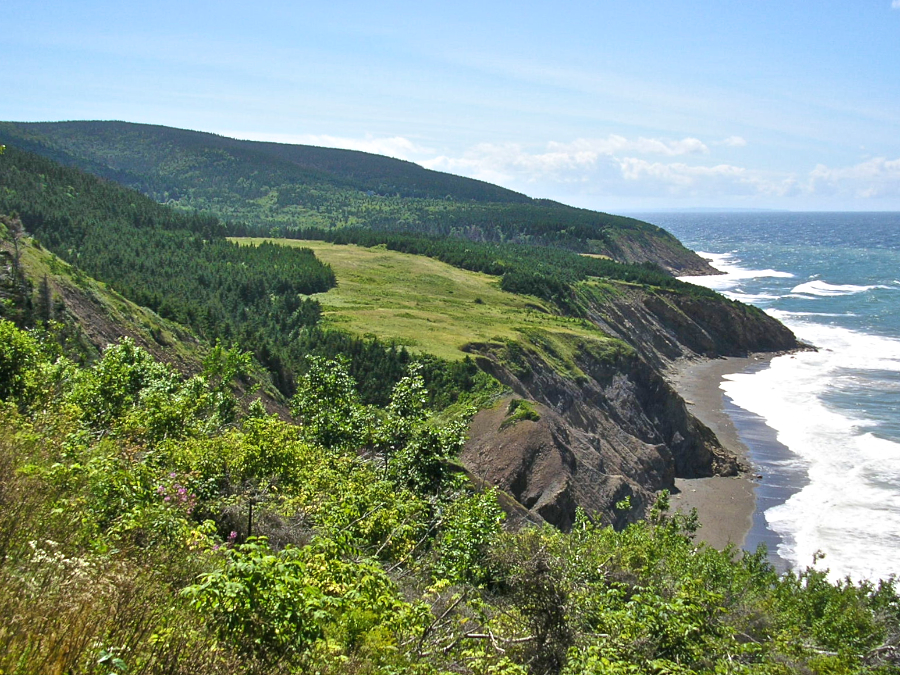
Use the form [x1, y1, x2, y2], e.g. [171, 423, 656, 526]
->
[633, 212, 900, 582]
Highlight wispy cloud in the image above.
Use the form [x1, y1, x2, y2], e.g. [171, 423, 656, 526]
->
[550, 136, 710, 157]
[419, 135, 790, 201]
[893, 0, 900, 9]
[808, 157, 900, 198]
[421, 135, 711, 184]
[616, 158, 798, 197]
[716, 136, 748, 147]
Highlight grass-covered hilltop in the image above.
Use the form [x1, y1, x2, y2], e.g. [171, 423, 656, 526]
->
[2, 125, 898, 674]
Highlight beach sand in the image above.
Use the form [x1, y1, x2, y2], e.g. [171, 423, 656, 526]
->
[667, 356, 774, 550]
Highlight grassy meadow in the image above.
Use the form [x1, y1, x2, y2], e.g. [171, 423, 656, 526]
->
[236, 238, 621, 363]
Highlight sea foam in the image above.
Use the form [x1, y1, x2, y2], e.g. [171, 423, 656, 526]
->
[723, 319, 900, 581]
[681, 255, 900, 581]
[690, 252, 795, 292]
[790, 280, 891, 297]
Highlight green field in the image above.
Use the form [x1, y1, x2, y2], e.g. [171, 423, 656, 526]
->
[236, 238, 619, 362]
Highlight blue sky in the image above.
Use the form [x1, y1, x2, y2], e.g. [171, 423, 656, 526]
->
[3, 1, 900, 211]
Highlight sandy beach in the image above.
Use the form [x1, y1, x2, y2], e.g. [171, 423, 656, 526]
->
[667, 355, 775, 551]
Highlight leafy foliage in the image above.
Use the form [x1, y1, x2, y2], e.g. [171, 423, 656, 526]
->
[1, 319, 898, 674]
[501, 398, 541, 429]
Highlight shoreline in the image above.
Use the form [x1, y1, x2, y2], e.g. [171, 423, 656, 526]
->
[667, 355, 784, 555]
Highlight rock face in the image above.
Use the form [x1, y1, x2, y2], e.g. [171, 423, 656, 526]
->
[461, 285, 799, 529]
[587, 287, 799, 369]
[601, 227, 721, 276]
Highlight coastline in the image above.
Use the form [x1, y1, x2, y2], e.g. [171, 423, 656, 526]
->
[667, 355, 773, 551]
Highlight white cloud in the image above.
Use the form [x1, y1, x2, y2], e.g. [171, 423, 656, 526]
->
[717, 136, 748, 147]
[547, 135, 709, 157]
[421, 135, 710, 185]
[222, 131, 434, 161]
[807, 157, 900, 198]
[420, 135, 797, 201]
[425, 141, 900, 205]
[616, 157, 798, 197]
[893, 0, 900, 9]
[618, 158, 744, 185]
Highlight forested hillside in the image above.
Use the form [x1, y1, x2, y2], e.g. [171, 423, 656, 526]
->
[0, 141, 797, 525]
[0, 120, 714, 273]
[0, 143, 744, 405]
[0, 146, 494, 403]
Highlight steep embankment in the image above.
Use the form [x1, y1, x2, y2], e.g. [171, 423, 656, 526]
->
[0, 222, 198, 368]
[461, 336, 734, 530]
[578, 281, 798, 369]
[459, 283, 798, 529]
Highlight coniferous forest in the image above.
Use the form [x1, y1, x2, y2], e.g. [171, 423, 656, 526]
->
[0, 145, 489, 403]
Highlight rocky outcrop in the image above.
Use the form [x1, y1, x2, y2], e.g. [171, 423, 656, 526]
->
[583, 286, 798, 370]
[462, 340, 736, 529]
[461, 284, 800, 530]
[599, 224, 721, 276]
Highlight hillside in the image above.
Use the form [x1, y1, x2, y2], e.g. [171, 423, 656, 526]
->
[0, 139, 800, 526]
[234, 238, 796, 528]
[0, 120, 716, 274]
[2, 311, 897, 675]
[4, 130, 895, 675]
[0, 214, 289, 412]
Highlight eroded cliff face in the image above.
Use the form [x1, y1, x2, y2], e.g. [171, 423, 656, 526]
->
[600, 227, 721, 276]
[461, 283, 800, 530]
[583, 285, 799, 370]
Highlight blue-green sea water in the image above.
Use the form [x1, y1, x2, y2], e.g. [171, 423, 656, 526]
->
[633, 212, 900, 581]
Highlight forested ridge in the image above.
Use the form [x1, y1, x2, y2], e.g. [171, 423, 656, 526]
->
[0, 120, 706, 271]
[1, 320, 898, 674]
[0, 120, 532, 204]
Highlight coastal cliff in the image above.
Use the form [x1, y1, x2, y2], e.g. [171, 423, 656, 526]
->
[461, 281, 799, 529]
[581, 282, 798, 368]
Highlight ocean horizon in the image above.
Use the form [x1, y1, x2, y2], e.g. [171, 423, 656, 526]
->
[636, 211, 900, 582]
